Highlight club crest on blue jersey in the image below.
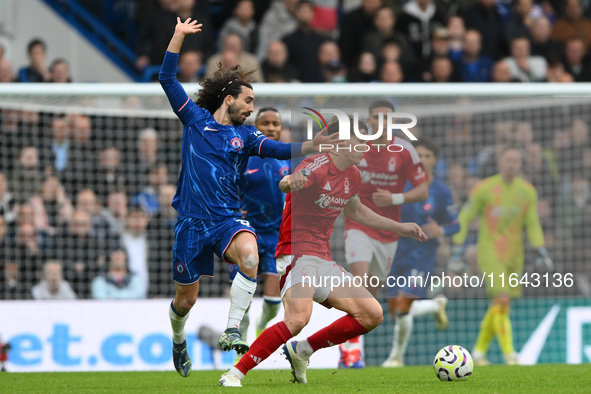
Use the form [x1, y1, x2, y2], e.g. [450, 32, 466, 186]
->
[175, 260, 188, 276]
[230, 137, 244, 150]
[279, 166, 290, 177]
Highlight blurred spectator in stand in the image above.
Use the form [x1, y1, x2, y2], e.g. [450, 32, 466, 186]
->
[562, 38, 591, 82]
[506, 0, 543, 41]
[49, 59, 71, 83]
[121, 207, 149, 297]
[396, 0, 446, 66]
[551, 0, 591, 51]
[41, 116, 70, 175]
[339, 0, 383, 67]
[427, 55, 459, 82]
[0, 173, 16, 226]
[92, 248, 146, 299]
[75, 188, 111, 241]
[363, 6, 413, 65]
[462, 0, 508, 60]
[283, 0, 327, 82]
[522, 143, 558, 203]
[147, 184, 177, 298]
[9, 146, 44, 205]
[129, 128, 166, 193]
[552, 129, 572, 178]
[456, 29, 494, 82]
[32, 260, 76, 300]
[379, 60, 404, 82]
[177, 50, 203, 82]
[1, 260, 27, 300]
[348, 51, 379, 82]
[62, 114, 95, 197]
[379, 38, 414, 78]
[29, 176, 72, 237]
[218, 0, 259, 55]
[546, 59, 575, 82]
[256, 0, 299, 61]
[569, 118, 590, 176]
[17, 39, 50, 82]
[503, 36, 547, 82]
[100, 190, 128, 241]
[529, 16, 563, 61]
[205, 33, 264, 82]
[0, 60, 13, 83]
[447, 15, 465, 61]
[318, 41, 347, 82]
[133, 164, 170, 216]
[420, 28, 459, 81]
[261, 40, 298, 82]
[134, 0, 212, 72]
[91, 146, 128, 204]
[55, 209, 106, 298]
[491, 59, 519, 82]
[10, 221, 46, 289]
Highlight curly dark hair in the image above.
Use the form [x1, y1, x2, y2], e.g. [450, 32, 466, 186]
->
[195, 64, 255, 115]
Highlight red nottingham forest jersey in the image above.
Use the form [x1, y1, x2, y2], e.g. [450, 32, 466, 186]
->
[276, 153, 361, 261]
[345, 137, 426, 243]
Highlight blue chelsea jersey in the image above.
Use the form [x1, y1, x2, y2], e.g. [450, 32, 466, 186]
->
[239, 156, 290, 232]
[159, 51, 300, 221]
[397, 179, 459, 257]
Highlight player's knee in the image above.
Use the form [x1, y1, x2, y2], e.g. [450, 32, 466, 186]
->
[240, 248, 259, 270]
[284, 314, 310, 335]
[360, 301, 383, 330]
[177, 294, 197, 312]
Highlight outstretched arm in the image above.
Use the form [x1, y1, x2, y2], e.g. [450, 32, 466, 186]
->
[344, 197, 427, 242]
[258, 128, 342, 160]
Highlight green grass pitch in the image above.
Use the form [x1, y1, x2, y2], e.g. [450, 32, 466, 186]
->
[0, 365, 587, 393]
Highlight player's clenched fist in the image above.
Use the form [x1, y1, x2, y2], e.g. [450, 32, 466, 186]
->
[279, 169, 309, 193]
[396, 222, 428, 242]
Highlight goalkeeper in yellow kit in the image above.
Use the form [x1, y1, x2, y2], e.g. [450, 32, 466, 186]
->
[450, 147, 553, 366]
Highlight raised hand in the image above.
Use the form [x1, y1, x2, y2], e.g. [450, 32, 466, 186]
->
[175, 17, 203, 36]
[372, 188, 392, 208]
[397, 222, 428, 242]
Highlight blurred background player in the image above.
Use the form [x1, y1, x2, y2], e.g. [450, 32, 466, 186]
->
[227, 107, 289, 348]
[382, 138, 459, 367]
[0, 334, 10, 372]
[219, 117, 427, 387]
[450, 147, 553, 366]
[159, 17, 339, 378]
[341, 99, 428, 368]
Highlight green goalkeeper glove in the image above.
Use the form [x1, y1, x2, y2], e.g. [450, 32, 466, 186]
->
[535, 247, 553, 271]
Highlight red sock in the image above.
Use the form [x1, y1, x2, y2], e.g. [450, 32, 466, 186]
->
[235, 321, 293, 375]
[307, 315, 368, 352]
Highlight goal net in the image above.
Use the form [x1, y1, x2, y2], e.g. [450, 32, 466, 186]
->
[0, 83, 588, 366]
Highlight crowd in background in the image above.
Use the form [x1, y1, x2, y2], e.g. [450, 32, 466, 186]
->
[2, 0, 591, 82]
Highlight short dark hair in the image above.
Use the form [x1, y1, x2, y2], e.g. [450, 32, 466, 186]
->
[255, 107, 279, 121]
[369, 99, 395, 113]
[195, 65, 255, 114]
[27, 39, 46, 54]
[413, 137, 440, 157]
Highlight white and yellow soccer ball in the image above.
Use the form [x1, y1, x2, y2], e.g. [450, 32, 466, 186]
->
[433, 345, 473, 381]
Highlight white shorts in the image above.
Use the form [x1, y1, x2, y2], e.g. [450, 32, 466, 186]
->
[277, 255, 354, 304]
[344, 229, 398, 281]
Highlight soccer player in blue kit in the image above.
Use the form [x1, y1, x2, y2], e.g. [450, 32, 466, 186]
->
[382, 138, 460, 367]
[159, 18, 338, 377]
[229, 107, 288, 339]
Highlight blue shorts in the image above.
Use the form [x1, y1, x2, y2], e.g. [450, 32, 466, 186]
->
[228, 230, 279, 281]
[172, 214, 256, 284]
[385, 248, 436, 299]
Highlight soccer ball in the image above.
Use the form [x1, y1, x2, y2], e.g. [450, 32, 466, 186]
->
[433, 345, 473, 381]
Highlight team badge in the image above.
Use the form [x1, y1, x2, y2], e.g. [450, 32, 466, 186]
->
[344, 178, 350, 194]
[175, 261, 187, 276]
[388, 157, 397, 172]
[279, 166, 290, 176]
[230, 137, 244, 150]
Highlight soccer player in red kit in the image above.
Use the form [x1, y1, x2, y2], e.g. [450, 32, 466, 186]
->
[340, 99, 429, 368]
[219, 117, 427, 387]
